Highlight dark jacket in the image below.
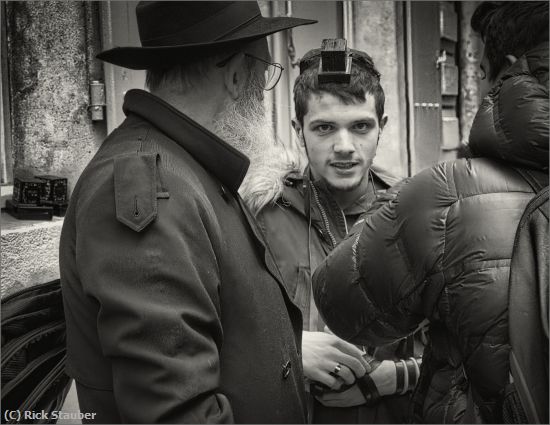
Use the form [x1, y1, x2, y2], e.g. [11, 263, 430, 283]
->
[254, 166, 399, 332]
[60, 89, 306, 424]
[508, 186, 548, 424]
[243, 161, 416, 424]
[313, 43, 549, 423]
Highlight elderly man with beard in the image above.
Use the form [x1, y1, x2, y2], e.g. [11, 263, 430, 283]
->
[59, 2, 315, 423]
[240, 43, 423, 424]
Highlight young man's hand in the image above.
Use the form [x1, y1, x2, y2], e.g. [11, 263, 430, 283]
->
[302, 330, 369, 390]
[314, 360, 397, 407]
[368, 360, 397, 396]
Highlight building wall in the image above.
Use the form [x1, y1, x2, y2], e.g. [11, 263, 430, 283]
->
[1, 216, 63, 297]
[6, 1, 105, 193]
[353, 1, 408, 178]
[459, 1, 482, 146]
[2, 2, 105, 296]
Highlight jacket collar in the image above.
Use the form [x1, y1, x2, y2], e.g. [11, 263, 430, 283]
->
[280, 166, 386, 246]
[296, 166, 387, 210]
[123, 89, 250, 193]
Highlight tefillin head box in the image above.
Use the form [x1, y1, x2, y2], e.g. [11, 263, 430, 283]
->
[35, 175, 68, 217]
[8, 176, 53, 220]
[35, 175, 68, 205]
[12, 176, 44, 205]
[7, 175, 68, 220]
[318, 38, 352, 85]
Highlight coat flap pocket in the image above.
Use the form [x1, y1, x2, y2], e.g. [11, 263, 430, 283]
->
[114, 152, 158, 232]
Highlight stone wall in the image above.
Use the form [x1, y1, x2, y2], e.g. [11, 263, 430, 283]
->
[353, 1, 408, 178]
[459, 1, 482, 146]
[1, 216, 63, 297]
[2, 2, 104, 296]
[6, 1, 105, 193]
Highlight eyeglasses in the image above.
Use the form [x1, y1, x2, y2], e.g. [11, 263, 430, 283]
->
[216, 53, 284, 91]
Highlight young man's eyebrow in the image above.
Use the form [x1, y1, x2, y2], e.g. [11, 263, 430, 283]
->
[308, 117, 377, 127]
[351, 117, 377, 125]
[308, 119, 336, 127]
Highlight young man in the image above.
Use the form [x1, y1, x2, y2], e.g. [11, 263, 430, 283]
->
[241, 42, 422, 424]
[59, 2, 316, 423]
[313, 2, 548, 423]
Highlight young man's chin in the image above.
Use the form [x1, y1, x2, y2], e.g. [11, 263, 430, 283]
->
[325, 176, 363, 193]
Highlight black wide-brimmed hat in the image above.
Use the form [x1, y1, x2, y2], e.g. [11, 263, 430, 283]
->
[97, 1, 316, 69]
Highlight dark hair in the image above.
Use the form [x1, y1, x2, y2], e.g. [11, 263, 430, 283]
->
[293, 49, 385, 125]
[471, 1, 549, 80]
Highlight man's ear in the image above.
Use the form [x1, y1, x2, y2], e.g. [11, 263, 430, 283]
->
[375, 115, 388, 147]
[380, 115, 388, 132]
[493, 54, 518, 83]
[223, 52, 248, 100]
[292, 119, 305, 147]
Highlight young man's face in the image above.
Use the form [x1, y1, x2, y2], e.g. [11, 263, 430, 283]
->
[296, 92, 385, 194]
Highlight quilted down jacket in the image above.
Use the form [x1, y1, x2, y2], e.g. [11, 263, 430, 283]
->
[313, 42, 549, 423]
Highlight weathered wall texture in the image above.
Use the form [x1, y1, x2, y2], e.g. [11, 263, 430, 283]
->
[2, 2, 105, 299]
[1, 217, 63, 297]
[353, 1, 408, 178]
[459, 1, 482, 146]
[6, 1, 105, 193]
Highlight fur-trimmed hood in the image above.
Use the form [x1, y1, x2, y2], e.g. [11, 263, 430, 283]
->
[239, 143, 305, 215]
[240, 142, 401, 216]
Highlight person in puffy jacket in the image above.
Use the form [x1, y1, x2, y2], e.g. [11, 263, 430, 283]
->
[312, 2, 549, 423]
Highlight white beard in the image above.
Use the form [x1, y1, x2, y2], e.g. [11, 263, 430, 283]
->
[213, 74, 280, 187]
[212, 71, 304, 212]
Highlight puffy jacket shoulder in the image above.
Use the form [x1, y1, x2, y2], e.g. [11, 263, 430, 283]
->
[469, 42, 549, 171]
[313, 157, 545, 346]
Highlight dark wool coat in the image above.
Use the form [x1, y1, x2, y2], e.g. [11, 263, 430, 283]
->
[60, 89, 306, 424]
[313, 43, 549, 423]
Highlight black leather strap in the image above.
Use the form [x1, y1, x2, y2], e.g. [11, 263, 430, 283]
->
[404, 359, 415, 390]
[357, 373, 381, 406]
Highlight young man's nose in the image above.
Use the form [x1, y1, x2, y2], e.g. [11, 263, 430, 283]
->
[332, 130, 355, 154]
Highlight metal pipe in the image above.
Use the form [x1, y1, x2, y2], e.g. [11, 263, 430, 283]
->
[84, 1, 105, 121]
[343, 1, 355, 47]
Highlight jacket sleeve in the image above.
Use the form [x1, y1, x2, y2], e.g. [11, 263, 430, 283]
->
[76, 168, 233, 423]
[313, 165, 450, 347]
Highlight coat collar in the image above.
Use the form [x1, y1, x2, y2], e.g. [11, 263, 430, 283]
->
[123, 89, 250, 193]
[279, 166, 390, 246]
[282, 166, 390, 218]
